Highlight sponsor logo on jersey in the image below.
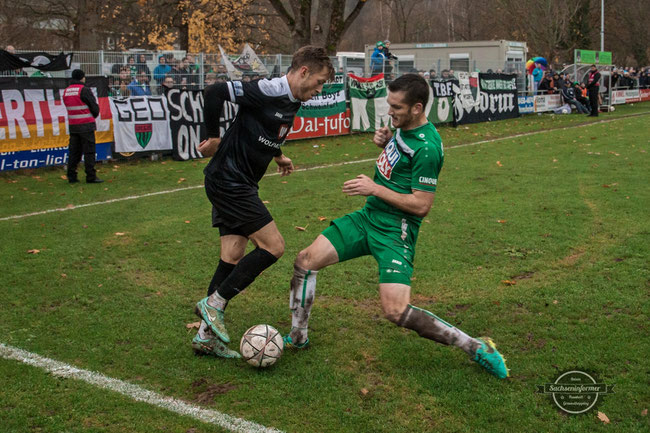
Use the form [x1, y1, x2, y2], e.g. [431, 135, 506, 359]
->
[258, 135, 282, 149]
[233, 81, 244, 96]
[274, 112, 283, 118]
[376, 140, 400, 179]
[418, 176, 437, 186]
[278, 124, 290, 139]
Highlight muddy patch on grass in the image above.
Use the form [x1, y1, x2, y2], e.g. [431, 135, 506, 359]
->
[190, 378, 238, 405]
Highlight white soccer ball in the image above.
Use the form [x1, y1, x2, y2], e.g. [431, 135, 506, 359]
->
[240, 324, 284, 368]
[561, 108, 569, 114]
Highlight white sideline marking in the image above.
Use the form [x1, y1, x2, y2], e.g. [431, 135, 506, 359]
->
[2, 112, 647, 223]
[0, 343, 284, 433]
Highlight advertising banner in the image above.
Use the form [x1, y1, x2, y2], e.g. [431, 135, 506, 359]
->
[0, 142, 111, 171]
[574, 49, 612, 66]
[640, 89, 650, 102]
[348, 73, 390, 132]
[453, 73, 519, 124]
[0, 77, 112, 153]
[518, 95, 535, 114]
[109, 96, 172, 153]
[533, 94, 563, 112]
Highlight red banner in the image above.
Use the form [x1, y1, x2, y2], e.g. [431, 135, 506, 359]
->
[287, 109, 351, 140]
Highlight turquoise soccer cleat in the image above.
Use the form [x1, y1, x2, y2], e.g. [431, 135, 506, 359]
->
[472, 337, 509, 379]
[194, 297, 230, 343]
[192, 333, 241, 359]
[283, 334, 309, 350]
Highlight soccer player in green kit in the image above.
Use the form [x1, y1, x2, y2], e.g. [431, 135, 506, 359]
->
[284, 74, 509, 379]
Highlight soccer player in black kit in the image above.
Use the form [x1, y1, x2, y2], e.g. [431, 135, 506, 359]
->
[192, 46, 334, 358]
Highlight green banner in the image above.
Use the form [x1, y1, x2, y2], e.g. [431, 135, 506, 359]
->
[348, 74, 390, 132]
[296, 83, 346, 118]
[574, 49, 612, 65]
[427, 97, 454, 124]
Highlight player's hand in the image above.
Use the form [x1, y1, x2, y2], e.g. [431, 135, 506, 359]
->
[342, 174, 377, 197]
[275, 155, 294, 176]
[373, 126, 392, 148]
[197, 137, 220, 157]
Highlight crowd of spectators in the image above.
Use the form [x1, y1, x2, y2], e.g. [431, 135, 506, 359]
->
[610, 67, 650, 89]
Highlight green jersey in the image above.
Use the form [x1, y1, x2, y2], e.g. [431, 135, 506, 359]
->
[365, 121, 444, 225]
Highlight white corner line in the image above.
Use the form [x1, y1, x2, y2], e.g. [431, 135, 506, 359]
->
[2, 111, 647, 223]
[0, 343, 284, 433]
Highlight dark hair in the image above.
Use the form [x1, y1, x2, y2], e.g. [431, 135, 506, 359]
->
[290, 45, 334, 80]
[387, 74, 429, 107]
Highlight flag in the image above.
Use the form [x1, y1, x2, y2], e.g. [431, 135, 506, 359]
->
[348, 74, 390, 132]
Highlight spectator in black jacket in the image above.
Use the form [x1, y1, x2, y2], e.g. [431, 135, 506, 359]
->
[585, 64, 601, 116]
[561, 81, 589, 113]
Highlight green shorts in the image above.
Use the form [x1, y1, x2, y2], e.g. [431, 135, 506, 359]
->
[322, 206, 420, 285]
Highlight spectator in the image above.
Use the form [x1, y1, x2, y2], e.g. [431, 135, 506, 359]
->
[127, 71, 152, 96]
[127, 55, 137, 78]
[429, 69, 437, 79]
[216, 74, 228, 83]
[553, 72, 564, 92]
[153, 55, 171, 86]
[574, 82, 590, 112]
[561, 81, 589, 114]
[441, 69, 450, 79]
[532, 62, 543, 94]
[538, 71, 553, 94]
[205, 72, 217, 86]
[585, 64, 601, 116]
[619, 71, 635, 88]
[370, 41, 387, 75]
[136, 54, 151, 81]
[611, 68, 620, 88]
[161, 75, 175, 91]
[185, 54, 200, 87]
[110, 66, 132, 97]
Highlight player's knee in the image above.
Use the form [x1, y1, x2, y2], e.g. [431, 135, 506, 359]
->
[294, 249, 310, 269]
[264, 237, 285, 258]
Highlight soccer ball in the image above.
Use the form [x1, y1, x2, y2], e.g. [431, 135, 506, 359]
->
[240, 324, 284, 368]
[561, 108, 569, 114]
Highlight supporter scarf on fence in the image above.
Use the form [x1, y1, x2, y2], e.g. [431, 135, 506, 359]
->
[348, 73, 390, 132]
[297, 83, 345, 118]
[0, 76, 112, 152]
[109, 96, 173, 153]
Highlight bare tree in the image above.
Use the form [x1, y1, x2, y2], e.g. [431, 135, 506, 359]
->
[264, 0, 369, 53]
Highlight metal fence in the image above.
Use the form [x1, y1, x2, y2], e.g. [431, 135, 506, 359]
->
[4, 49, 645, 97]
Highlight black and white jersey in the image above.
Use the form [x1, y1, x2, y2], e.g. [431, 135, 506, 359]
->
[203, 76, 301, 187]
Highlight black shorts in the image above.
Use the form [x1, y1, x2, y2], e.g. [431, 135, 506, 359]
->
[205, 175, 273, 237]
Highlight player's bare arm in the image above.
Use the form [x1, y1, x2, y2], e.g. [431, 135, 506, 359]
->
[373, 126, 393, 148]
[342, 174, 434, 218]
[274, 154, 294, 176]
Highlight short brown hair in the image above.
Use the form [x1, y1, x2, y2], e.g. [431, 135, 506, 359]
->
[388, 74, 429, 107]
[291, 46, 334, 80]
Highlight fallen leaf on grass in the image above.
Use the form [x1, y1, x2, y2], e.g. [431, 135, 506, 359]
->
[360, 388, 369, 396]
[281, 181, 288, 184]
[553, 300, 558, 304]
[66, 204, 75, 209]
[27, 249, 40, 254]
[186, 322, 201, 330]
[496, 161, 503, 167]
[60, 273, 67, 278]
[597, 411, 610, 424]
[295, 226, 307, 231]
[641, 409, 647, 416]
[602, 184, 610, 188]
[184, 220, 191, 224]
[114, 232, 126, 236]
[178, 177, 186, 184]
[318, 216, 327, 221]
[497, 220, 507, 224]
[60, 175, 67, 180]
[501, 280, 517, 286]
[262, 200, 270, 204]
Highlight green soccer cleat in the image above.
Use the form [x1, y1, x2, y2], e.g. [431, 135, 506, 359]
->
[195, 297, 230, 343]
[472, 337, 509, 379]
[283, 334, 309, 349]
[192, 333, 241, 358]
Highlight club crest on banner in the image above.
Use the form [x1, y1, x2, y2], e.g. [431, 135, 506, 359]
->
[134, 123, 153, 149]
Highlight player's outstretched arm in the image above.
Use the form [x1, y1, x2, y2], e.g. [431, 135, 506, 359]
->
[373, 126, 393, 148]
[342, 175, 434, 218]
